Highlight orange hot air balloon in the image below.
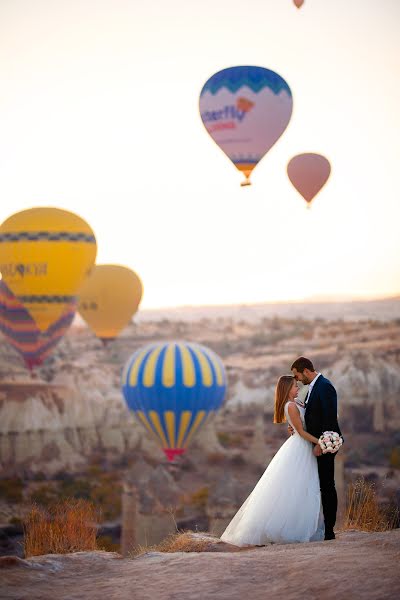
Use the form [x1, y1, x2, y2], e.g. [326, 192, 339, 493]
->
[287, 153, 331, 207]
[293, 0, 304, 8]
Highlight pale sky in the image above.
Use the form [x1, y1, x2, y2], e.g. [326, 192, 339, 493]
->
[1, 0, 399, 309]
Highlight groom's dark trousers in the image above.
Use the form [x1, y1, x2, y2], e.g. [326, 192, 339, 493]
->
[317, 453, 337, 536]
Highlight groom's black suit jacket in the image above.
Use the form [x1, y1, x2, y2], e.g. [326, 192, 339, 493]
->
[304, 374, 342, 441]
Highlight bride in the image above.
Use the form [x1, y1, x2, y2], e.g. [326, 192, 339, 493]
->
[220, 375, 324, 545]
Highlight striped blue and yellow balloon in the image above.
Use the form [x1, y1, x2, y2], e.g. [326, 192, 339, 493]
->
[121, 341, 227, 461]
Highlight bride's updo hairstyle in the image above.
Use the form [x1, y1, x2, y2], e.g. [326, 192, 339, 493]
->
[274, 375, 295, 424]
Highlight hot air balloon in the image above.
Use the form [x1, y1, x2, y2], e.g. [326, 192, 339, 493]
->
[122, 341, 227, 461]
[0, 280, 76, 369]
[199, 66, 293, 186]
[287, 153, 331, 207]
[78, 264, 143, 344]
[0, 207, 97, 332]
[293, 0, 304, 8]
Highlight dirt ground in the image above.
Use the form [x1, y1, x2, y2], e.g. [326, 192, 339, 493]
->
[1, 530, 400, 600]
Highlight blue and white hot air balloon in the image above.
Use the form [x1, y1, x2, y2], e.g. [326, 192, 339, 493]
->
[199, 66, 293, 186]
[121, 341, 227, 461]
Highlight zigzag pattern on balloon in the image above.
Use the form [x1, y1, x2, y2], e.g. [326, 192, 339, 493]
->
[233, 157, 260, 168]
[0, 281, 75, 368]
[17, 295, 76, 304]
[0, 231, 96, 243]
[200, 66, 292, 97]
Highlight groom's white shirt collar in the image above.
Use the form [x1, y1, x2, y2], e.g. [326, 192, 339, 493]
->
[305, 372, 321, 402]
[309, 372, 321, 392]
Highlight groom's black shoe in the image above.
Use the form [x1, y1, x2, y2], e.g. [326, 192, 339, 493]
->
[324, 531, 335, 540]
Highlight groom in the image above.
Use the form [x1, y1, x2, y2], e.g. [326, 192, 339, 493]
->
[291, 356, 343, 541]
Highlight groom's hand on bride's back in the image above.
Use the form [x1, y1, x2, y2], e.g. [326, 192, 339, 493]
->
[288, 424, 295, 436]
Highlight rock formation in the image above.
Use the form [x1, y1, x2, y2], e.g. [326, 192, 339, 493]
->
[247, 413, 272, 468]
[207, 472, 240, 537]
[0, 378, 142, 475]
[120, 462, 182, 549]
[1, 311, 400, 477]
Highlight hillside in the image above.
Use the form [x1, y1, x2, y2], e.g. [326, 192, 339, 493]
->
[136, 296, 400, 323]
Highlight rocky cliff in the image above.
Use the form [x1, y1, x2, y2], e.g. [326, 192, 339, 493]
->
[0, 310, 399, 475]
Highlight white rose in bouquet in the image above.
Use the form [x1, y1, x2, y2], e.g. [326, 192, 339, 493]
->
[318, 431, 343, 454]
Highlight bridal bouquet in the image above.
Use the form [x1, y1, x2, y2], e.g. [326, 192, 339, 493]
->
[318, 431, 343, 454]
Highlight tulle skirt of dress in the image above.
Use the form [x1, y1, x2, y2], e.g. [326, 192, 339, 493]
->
[220, 434, 324, 546]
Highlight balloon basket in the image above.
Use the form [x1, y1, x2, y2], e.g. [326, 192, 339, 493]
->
[163, 448, 185, 462]
[25, 358, 41, 371]
[240, 179, 251, 187]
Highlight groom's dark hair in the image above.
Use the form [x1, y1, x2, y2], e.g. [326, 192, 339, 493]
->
[291, 357, 315, 372]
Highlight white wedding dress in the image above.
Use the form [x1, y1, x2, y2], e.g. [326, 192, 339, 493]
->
[220, 402, 324, 545]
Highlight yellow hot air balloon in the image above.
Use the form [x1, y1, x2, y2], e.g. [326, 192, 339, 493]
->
[78, 264, 143, 343]
[0, 207, 97, 332]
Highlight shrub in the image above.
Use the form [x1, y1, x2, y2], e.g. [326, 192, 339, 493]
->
[87, 465, 103, 477]
[0, 478, 24, 503]
[23, 499, 100, 557]
[29, 484, 57, 507]
[249, 332, 271, 346]
[32, 472, 47, 482]
[230, 452, 246, 467]
[58, 478, 92, 500]
[32, 473, 123, 521]
[343, 478, 399, 532]
[188, 487, 209, 509]
[97, 534, 120, 552]
[217, 432, 244, 448]
[8, 516, 23, 527]
[206, 452, 226, 465]
[217, 432, 231, 446]
[389, 447, 400, 469]
[90, 478, 122, 521]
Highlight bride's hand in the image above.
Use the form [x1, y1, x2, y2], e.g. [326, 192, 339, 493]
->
[313, 445, 322, 456]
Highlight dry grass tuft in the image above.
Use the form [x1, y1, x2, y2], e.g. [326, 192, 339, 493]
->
[131, 531, 210, 558]
[343, 477, 399, 532]
[23, 499, 100, 558]
[206, 452, 226, 465]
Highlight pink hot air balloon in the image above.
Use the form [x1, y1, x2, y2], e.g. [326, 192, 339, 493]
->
[293, 0, 304, 8]
[287, 153, 331, 207]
